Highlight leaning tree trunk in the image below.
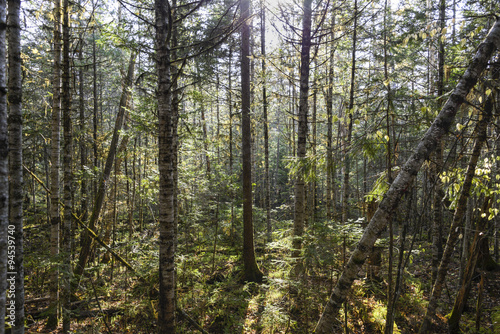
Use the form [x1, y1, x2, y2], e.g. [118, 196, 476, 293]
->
[314, 19, 500, 334]
[7, 0, 24, 332]
[418, 96, 492, 333]
[0, 1, 7, 333]
[292, 0, 313, 265]
[241, 0, 263, 282]
[74, 53, 136, 283]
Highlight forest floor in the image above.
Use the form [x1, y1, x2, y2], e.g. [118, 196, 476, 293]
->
[23, 225, 500, 334]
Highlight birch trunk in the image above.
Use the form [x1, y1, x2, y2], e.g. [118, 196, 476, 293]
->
[0, 2, 7, 333]
[315, 20, 500, 334]
[7, 1, 24, 332]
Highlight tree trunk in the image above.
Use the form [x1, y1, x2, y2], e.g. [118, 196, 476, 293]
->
[326, 21, 335, 220]
[47, 0, 62, 328]
[419, 97, 492, 333]
[342, 0, 358, 224]
[60, 0, 72, 331]
[228, 48, 235, 244]
[292, 0, 312, 266]
[0, 2, 7, 333]
[311, 66, 317, 225]
[448, 196, 492, 333]
[460, 193, 473, 282]
[315, 20, 500, 334]
[241, 0, 263, 283]
[78, 33, 87, 224]
[431, 0, 447, 286]
[156, 0, 177, 332]
[261, 1, 271, 243]
[431, 144, 444, 285]
[92, 30, 98, 196]
[74, 53, 136, 282]
[7, 0, 24, 332]
[199, 89, 210, 177]
[383, 0, 395, 332]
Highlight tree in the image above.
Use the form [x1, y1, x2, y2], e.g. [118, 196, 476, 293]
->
[241, 0, 263, 283]
[155, 0, 177, 331]
[419, 96, 492, 333]
[314, 19, 500, 334]
[292, 0, 313, 265]
[7, 0, 24, 332]
[46, 0, 62, 328]
[0, 1, 7, 333]
[341, 0, 358, 224]
[61, 0, 72, 331]
[261, 0, 271, 243]
[74, 53, 136, 283]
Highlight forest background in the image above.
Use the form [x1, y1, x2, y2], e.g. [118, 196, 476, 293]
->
[1, 0, 500, 333]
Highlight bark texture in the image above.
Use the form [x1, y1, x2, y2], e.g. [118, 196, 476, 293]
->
[292, 0, 313, 262]
[156, 0, 177, 332]
[241, 0, 263, 282]
[61, 0, 72, 331]
[341, 0, 357, 224]
[0, 2, 7, 333]
[7, 1, 24, 332]
[315, 20, 500, 334]
[261, 1, 271, 242]
[47, 0, 62, 328]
